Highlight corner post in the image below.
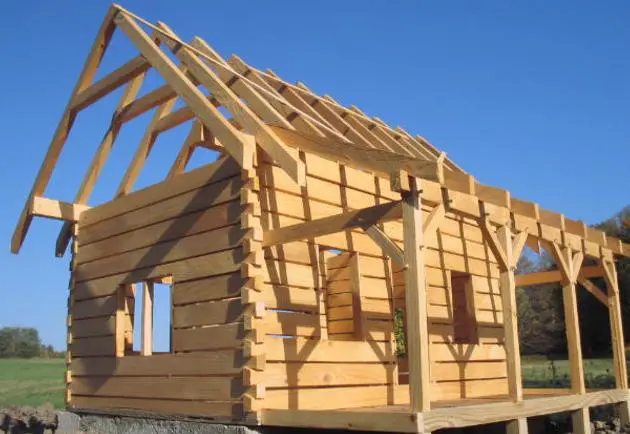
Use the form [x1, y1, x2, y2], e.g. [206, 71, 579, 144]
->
[401, 177, 431, 412]
[602, 256, 630, 424]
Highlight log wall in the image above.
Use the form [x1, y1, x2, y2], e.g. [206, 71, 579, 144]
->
[255, 151, 508, 408]
[67, 157, 253, 420]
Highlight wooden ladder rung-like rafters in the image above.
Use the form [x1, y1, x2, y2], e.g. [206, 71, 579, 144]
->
[10, 3, 630, 262]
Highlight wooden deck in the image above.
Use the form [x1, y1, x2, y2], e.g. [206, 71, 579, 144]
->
[261, 388, 630, 433]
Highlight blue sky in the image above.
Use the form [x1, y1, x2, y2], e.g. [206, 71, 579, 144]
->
[1, 1, 628, 350]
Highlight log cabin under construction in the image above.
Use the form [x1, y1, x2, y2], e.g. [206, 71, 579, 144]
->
[11, 5, 630, 434]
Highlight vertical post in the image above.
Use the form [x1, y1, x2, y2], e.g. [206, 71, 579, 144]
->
[401, 178, 431, 412]
[553, 245, 588, 434]
[497, 226, 523, 399]
[602, 257, 630, 424]
[141, 281, 154, 356]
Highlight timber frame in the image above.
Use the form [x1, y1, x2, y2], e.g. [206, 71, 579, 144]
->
[11, 5, 630, 434]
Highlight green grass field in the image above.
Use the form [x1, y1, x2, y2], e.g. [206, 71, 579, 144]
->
[522, 357, 615, 388]
[0, 358, 65, 409]
[0, 357, 620, 409]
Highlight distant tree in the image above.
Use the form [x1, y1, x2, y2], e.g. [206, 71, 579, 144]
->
[0, 327, 42, 358]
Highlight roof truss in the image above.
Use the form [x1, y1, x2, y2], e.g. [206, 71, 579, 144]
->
[10, 5, 630, 260]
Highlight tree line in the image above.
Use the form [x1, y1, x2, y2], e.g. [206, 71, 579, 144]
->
[517, 205, 630, 357]
[0, 327, 65, 359]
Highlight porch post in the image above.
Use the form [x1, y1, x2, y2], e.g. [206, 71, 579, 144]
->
[401, 178, 431, 412]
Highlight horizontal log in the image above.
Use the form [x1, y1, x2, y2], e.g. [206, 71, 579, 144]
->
[80, 156, 240, 227]
[71, 375, 242, 400]
[172, 322, 250, 352]
[263, 338, 396, 363]
[77, 199, 242, 263]
[252, 362, 396, 388]
[71, 351, 245, 376]
[75, 229, 247, 282]
[70, 395, 243, 419]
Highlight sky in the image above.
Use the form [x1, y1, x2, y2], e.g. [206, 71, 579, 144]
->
[0, 1, 628, 350]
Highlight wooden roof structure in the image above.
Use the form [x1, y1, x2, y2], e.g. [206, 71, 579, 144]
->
[11, 3, 630, 260]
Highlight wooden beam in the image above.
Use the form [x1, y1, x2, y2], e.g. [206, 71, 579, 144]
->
[268, 125, 443, 183]
[576, 277, 608, 306]
[70, 55, 151, 111]
[166, 121, 204, 179]
[362, 225, 406, 269]
[154, 21, 305, 186]
[480, 219, 509, 272]
[114, 13, 255, 172]
[263, 201, 402, 247]
[422, 203, 445, 237]
[511, 231, 529, 267]
[31, 197, 91, 222]
[515, 265, 603, 286]
[11, 6, 119, 254]
[401, 178, 431, 412]
[115, 97, 178, 196]
[56, 62, 148, 256]
[140, 281, 154, 356]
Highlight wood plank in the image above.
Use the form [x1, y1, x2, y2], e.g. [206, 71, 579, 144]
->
[71, 376, 242, 400]
[253, 362, 396, 388]
[431, 343, 507, 362]
[431, 361, 508, 381]
[73, 251, 246, 301]
[261, 408, 420, 433]
[433, 378, 508, 401]
[77, 199, 242, 263]
[172, 273, 246, 305]
[173, 298, 243, 328]
[75, 226, 247, 282]
[80, 156, 240, 227]
[71, 336, 116, 357]
[424, 389, 629, 431]
[70, 395, 242, 419]
[264, 384, 408, 410]
[264, 338, 396, 363]
[71, 351, 245, 376]
[72, 316, 116, 339]
[80, 178, 241, 246]
[172, 323, 250, 352]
